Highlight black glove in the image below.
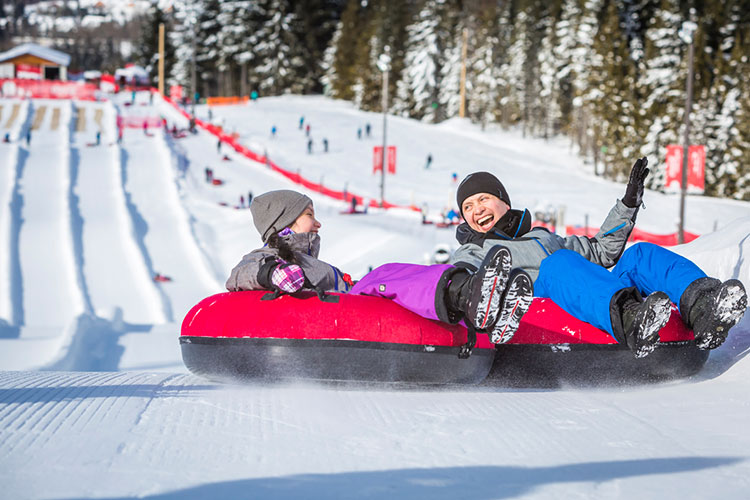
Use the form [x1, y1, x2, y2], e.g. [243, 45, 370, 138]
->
[622, 157, 649, 208]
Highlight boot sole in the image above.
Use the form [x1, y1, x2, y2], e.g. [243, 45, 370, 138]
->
[633, 292, 672, 359]
[490, 270, 533, 344]
[695, 280, 747, 350]
[470, 247, 512, 330]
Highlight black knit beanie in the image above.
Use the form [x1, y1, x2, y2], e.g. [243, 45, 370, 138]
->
[456, 172, 511, 216]
[250, 190, 312, 242]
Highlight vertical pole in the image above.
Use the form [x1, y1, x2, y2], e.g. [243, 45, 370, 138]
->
[158, 23, 165, 96]
[459, 27, 468, 118]
[380, 68, 389, 207]
[191, 9, 197, 115]
[678, 32, 695, 244]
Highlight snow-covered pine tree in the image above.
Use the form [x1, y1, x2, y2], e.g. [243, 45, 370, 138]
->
[500, 6, 528, 129]
[437, 7, 463, 123]
[194, 0, 223, 97]
[289, 0, 343, 94]
[536, 0, 564, 139]
[134, 2, 176, 88]
[327, 0, 365, 102]
[639, 0, 686, 190]
[215, 1, 255, 96]
[466, 7, 503, 129]
[394, 0, 443, 121]
[248, 0, 303, 95]
[586, 0, 640, 179]
[169, 1, 199, 90]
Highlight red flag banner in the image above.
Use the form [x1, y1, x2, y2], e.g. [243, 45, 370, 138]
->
[373, 146, 383, 173]
[665, 144, 705, 194]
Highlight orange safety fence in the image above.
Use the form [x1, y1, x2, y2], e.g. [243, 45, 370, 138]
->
[206, 96, 250, 106]
[161, 93, 420, 212]
[565, 226, 699, 246]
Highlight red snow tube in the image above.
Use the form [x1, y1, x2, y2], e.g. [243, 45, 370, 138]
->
[180, 292, 709, 384]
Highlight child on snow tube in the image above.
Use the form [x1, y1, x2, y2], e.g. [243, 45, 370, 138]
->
[225, 189, 533, 345]
[451, 157, 748, 358]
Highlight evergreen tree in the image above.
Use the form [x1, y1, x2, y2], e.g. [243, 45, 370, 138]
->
[328, 0, 367, 101]
[639, 0, 686, 189]
[134, 2, 176, 88]
[290, 0, 343, 94]
[587, 0, 639, 178]
[395, 0, 443, 121]
[194, 0, 223, 98]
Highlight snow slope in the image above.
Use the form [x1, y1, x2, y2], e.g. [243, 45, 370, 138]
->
[0, 93, 748, 499]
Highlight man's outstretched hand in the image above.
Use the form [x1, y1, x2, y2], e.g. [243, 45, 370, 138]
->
[623, 156, 649, 208]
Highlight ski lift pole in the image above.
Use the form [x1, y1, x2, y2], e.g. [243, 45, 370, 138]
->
[378, 48, 391, 208]
[678, 18, 697, 244]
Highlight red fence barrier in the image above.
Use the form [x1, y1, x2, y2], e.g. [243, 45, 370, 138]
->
[0, 79, 101, 100]
[161, 93, 419, 212]
[117, 115, 164, 129]
[565, 226, 699, 246]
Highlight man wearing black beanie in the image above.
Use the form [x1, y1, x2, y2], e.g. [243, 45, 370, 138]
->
[450, 159, 746, 358]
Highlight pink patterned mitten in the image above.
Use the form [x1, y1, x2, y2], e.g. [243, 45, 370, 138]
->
[270, 262, 305, 293]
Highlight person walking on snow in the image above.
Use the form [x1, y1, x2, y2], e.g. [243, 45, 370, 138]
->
[225, 190, 527, 346]
[452, 159, 747, 358]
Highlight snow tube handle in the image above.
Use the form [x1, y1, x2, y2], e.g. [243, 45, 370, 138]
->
[260, 288, 340, 303]
[458, 325, 477, 359]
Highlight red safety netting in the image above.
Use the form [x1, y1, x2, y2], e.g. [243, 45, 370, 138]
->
[117, 115, 164, 129]
[565, 226, 699, 246]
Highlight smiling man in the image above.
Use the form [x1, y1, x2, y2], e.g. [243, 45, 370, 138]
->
[450, 162, 747, 358]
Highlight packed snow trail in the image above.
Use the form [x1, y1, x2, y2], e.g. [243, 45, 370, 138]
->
[0, 99, 28, 327]
[71, 100, 164, 324]
[0, 368, 749, 499]
[14, 100, 84, 327]
[117, 97, 221, 322]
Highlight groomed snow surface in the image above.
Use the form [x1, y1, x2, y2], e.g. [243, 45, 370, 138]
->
[0, 93, 749, 499]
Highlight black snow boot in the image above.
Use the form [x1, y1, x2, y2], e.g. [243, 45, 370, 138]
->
[680, 278, 748, 350]
[487, 269, 534, 344]
[446, 246, 512, 330]
[619, 291, 672, 358]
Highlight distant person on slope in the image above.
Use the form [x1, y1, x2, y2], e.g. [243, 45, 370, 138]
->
[451, 160, 747, 358]
[225, 190, 530, 345]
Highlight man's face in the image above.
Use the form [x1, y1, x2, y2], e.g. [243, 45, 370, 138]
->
[461, 193, 510, 233]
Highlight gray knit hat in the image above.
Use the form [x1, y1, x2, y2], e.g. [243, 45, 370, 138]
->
[250, 190, 313, 242]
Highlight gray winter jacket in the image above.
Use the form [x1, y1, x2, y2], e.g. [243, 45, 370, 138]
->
[225, 232, 351, 292]
[451, 199, 637, 282]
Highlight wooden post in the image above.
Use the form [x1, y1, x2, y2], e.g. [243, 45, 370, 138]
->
[459, 28, 468, 118]
[158, 23, 165, 96]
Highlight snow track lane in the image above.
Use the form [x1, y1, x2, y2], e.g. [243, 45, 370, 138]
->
[1, 371, 749, 499]
[16, 100, 84, 327]
[0, 99, 29, 330]
[73, 101, 164, 324]
[120, 115, 221, 322]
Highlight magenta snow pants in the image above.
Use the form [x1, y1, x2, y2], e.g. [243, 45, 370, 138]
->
[350, 263, 454, 322]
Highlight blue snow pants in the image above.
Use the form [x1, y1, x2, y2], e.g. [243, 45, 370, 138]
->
[534, 242, 707, 339]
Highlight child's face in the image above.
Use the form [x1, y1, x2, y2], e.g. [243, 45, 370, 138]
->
[461, 193, 510, 233]
[290, 204, 321, 234]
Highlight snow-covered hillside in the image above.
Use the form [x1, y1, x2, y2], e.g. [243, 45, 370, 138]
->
[0, 93, 748, 499]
